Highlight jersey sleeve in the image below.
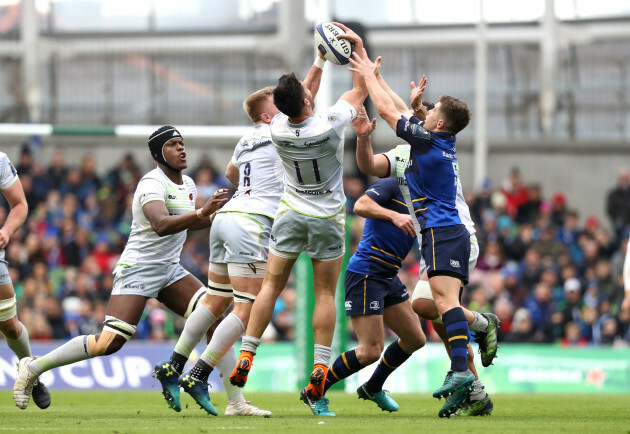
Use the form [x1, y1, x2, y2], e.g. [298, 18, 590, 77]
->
[136, 177, 166, 207]
[381, 149, 397, 178]
[396, 115, 433, 153]
[230, 145, 239, 167]
[0, 155, 18, 190]
[328, 100, 357, 138]
[364, 178, 399, 206]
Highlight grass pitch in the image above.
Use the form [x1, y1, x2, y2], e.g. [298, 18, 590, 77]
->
[1, 391, 629, 433]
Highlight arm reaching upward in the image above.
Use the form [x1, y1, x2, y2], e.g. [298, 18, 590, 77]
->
[303, 51, 326, 101]
[352, 106, 390, 178]
[373, 56, 409, 115]
[334, 22, 368, 113]
[348, 49, 404, 131]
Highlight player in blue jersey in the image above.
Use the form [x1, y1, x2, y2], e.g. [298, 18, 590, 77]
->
[349, 50, 476, 417]
[301, 176, 425, 417]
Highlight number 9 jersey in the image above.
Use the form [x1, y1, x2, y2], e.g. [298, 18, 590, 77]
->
[219, 123, 284, 219]
[270, 100, 357, 218]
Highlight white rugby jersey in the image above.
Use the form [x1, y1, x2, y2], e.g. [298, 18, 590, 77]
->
[382, 144, 476, 236]
[0, 152, 18, 190]
[219, 123, 284, 219]
[118, 167, 196, 266]
[270, 100, 357, 218]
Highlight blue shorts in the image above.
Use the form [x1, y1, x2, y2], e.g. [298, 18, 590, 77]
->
[344, 270, 409, 316]
[421, 224, 471, 285]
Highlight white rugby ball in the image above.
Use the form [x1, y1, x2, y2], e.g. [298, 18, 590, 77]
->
[314, 22, 354, 65]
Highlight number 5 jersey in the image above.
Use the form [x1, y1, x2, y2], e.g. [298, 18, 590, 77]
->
[270, 100, 357, 218]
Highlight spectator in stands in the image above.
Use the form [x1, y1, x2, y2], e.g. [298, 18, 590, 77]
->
[501, 167, 528, 219]
[606, 167, 630, 238]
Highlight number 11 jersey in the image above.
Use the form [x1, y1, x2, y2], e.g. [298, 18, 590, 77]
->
[270, 100, 357, 218]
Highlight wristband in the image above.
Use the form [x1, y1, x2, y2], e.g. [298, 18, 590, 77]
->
[314, 56, 326, 70]
[196, 208, 207, 219]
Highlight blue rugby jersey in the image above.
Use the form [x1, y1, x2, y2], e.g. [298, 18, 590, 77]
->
[346, 178, 417, 278]
[395, 115, 463, 230]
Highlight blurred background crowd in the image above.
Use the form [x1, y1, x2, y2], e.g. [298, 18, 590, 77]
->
[2, 143, 629, 347]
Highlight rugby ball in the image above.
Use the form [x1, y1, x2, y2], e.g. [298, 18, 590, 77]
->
[314, 22, 354, 65]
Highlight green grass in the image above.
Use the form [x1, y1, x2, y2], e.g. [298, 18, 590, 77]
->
[2, 391, 630, 433]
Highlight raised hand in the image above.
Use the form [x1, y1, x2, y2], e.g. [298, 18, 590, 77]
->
[410, 74, 427, 111]
[352, 106, 377, 137]
[333, 22, 363, 51]
[347, 49, 377, 78]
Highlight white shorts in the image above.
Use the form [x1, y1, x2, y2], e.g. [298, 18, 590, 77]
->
[111, 263, 190, 298]
[269, 201, 345, 260]
[209, 212, 272, 264]
[412, 235, 479, 302]
[0, 249, 12, 286]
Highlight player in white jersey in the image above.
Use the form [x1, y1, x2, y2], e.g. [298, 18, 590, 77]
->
[153, 85, 300, 417]
[13, 126, 231, 411]
[0, 151, 51, 409]
[230, 23, 368, 404]
[353, 62, 497, 416]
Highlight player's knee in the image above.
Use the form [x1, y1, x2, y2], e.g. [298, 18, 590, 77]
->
[357, 343, 384, 365]
[90, 315, 136, 357]
[0, 296, 18, 336]
[412, 298, 440, 321]
[0, 320, 21, 340]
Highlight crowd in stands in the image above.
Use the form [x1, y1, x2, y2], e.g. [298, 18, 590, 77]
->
[2, 144, 630, 347]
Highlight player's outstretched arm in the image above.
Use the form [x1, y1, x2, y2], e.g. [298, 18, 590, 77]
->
[143, 189, 228, 236]
[409, 75, 428, 120]
[0, 179, 28, 249]
[373, 56, 410, 115]
[348, 49, 403, 131]
[353, 106, 389, 178]
[335, 22, 368, 113]
[303, 51, 326, 100]
[354, 193, 415, 236]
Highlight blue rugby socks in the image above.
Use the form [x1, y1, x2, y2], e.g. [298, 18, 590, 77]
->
[364, 340, 411, 394]
[323, 349, 363, 393]
[442, 307, 470, 372]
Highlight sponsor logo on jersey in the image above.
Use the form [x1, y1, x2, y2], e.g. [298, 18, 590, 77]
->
[442, 151, 455, 159]
[239, 251, 255, 257]
[294, 188, 332, 195]
[328, 244, 343, 251]
[168, 194, 177, 200]
[345, 301, 352, 311]
[370, 301, 380, 310]
[8, 162, 17, 176]
[450, 259, 461, 268]
[366, 188, 379, 195]
[304, 137, 331, 147]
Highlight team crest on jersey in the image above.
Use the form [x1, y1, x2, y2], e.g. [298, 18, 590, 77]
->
[189, 193, 193, 200]
[345, 301, 352, 310]
[450, 259, 461, 268]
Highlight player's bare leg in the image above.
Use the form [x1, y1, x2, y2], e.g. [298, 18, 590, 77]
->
[14, 294, 145, 409]
[433, 322, 493, 416]
[429, 275, 475, 418]
[180, 272, 271, 417]
[357, 301, 425, 412]
[304, 256, 342, 400]
[2, 282, 51, 409]
[231, 253, 294, 387]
